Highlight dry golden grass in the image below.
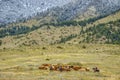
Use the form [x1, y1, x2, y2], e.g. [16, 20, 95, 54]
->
[94, 11, 120, 25]
[0, 44, 120, 80]
[0, 26, 81, 48]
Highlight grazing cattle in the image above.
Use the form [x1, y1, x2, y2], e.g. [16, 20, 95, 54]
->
[71, 66, 82, 71]
[58, 66, 71, 72]
[63, 68, 71, 71]
[42, 64, 51, 67]
[85, 68, 90, 71]
[79, 67, 90, 72]
[65, 67, 71, 71]
[69, 65, 74, 68]
[38, 66, 48, 70]
[58, 66, 63, 72]
[38, 63, 90, 72]
[61, 64, 68, 67]
[54, 65, 59, 70]
[92, 67, 100, 72]
[49, 65, 58, 71]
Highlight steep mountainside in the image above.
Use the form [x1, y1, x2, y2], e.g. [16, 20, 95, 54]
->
[0, 0, 72, 25]
[47, 0, 120, 22]
[0, 0, 120, 25]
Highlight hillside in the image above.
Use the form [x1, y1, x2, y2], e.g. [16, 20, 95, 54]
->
[0, 10, 120, 49]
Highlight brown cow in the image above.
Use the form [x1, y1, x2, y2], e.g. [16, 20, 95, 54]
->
[42, 64, 51, 67]
[49, 65, 58, 71]
[58, 66, 71, 72]
[64, 68, 71, 71]
[71, 66, 82, 71]
[79, 67, 90, 72]
[38, 66, 48, 70]
[92, 67, 100, 72]
[85, 68, 90, 71]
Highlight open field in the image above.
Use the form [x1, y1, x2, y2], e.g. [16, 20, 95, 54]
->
[0, 44, 120, 80]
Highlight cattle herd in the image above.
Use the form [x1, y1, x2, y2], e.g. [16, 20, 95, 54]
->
[38, 63, 100, 72]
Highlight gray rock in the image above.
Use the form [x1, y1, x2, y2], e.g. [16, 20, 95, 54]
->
[0, 0, 72, 25]
[0, 0, 120, 25]
[50, 0, 120, 21]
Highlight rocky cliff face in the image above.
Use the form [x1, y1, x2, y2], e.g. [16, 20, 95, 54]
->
[48, 0, 120, 21]
[0, 0, 120, 25]
[0, 0, 72, 25]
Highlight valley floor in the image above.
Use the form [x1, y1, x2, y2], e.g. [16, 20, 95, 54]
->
[0, 44, 120, 80]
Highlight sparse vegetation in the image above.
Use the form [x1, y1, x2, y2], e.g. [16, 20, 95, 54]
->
[0, 26, 31, 38]
[83, 19, 120, 44]
[59, 34, 77, 43]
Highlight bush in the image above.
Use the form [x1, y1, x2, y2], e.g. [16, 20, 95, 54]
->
[59, 34, 77, 43]
[42, 47, 47, 50]
[0, 40, 2, 46]
[45, 58, 50, 61]
[56, 46, 63, 49]
[82, 45, 86, 49]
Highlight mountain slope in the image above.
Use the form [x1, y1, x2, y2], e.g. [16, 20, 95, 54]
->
[0, 0, 120, 25]
[0, 0, 72, 25]
[0, 10, 120, 48]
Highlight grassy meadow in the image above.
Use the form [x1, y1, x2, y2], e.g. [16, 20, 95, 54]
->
[0, 44, 120, 80]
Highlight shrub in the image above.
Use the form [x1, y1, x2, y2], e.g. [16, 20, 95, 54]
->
[82, 45, 86, 49]
[56, 46, 63, 49]
[45, 58, 50, 61]
[42, 47, 47, 50]
[0, 40, 2, 46]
